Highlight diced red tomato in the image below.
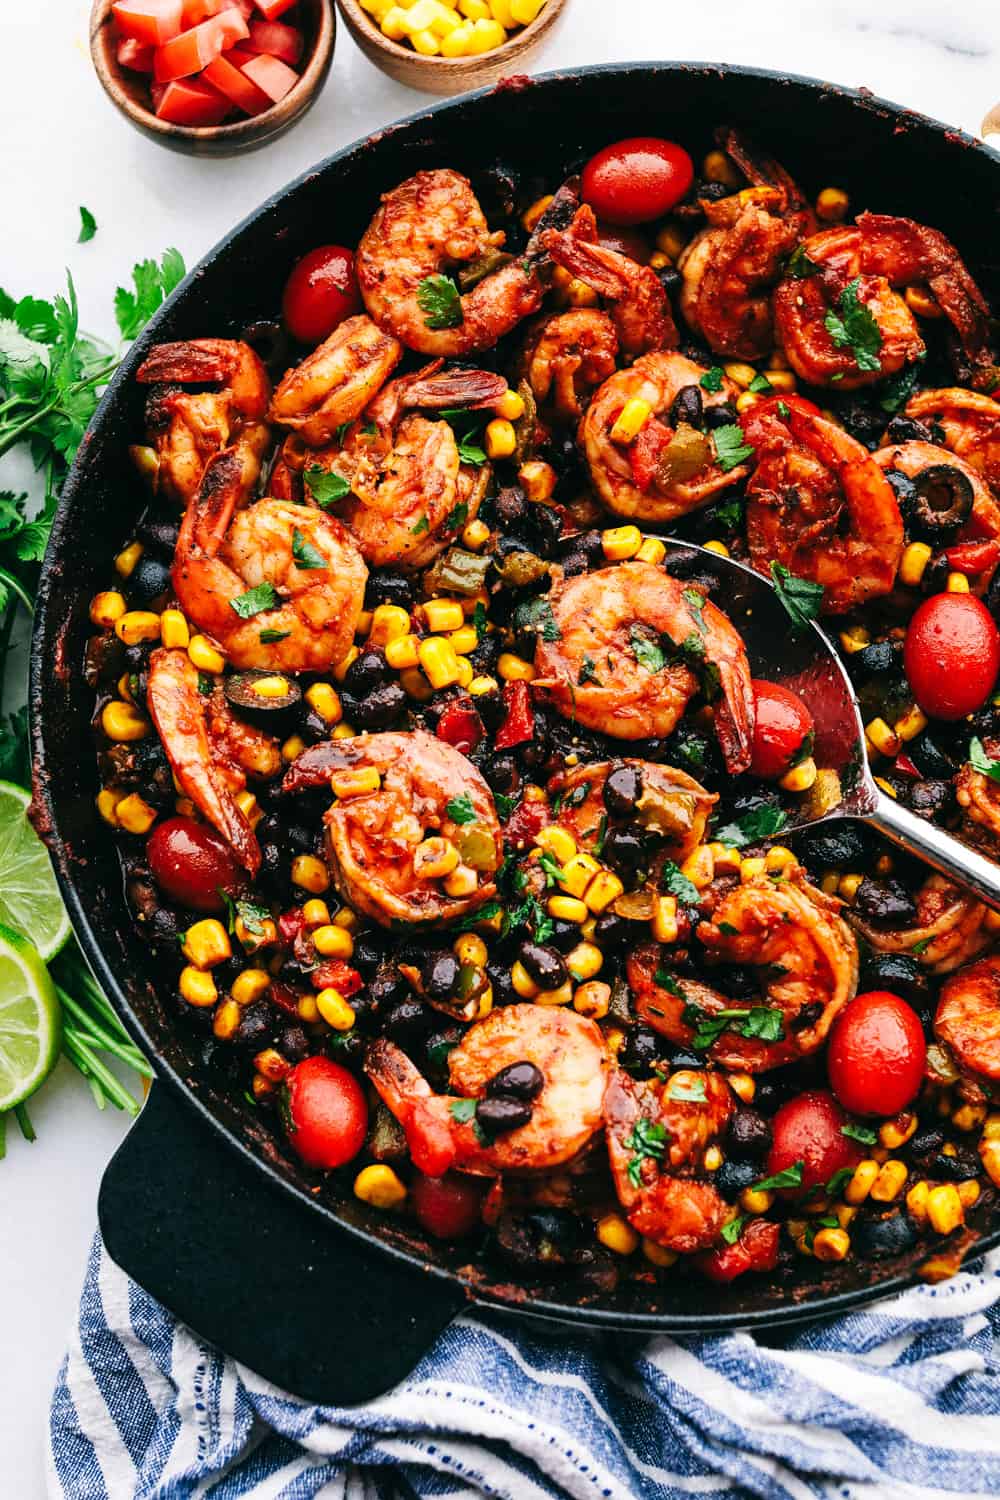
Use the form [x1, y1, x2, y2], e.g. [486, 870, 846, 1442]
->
[154, 75, 231, 123]
[893, 750, 921, 779]
[435, 702, 483, 754]
[503, 796, 548, 848]
[201, 53, 272, 113]
[696, 1219, 780, 1282]
[180, 0, 226, 25]
[223, 44, 257, 65]
[253, 0, 298, 19]
[117, 36, 155, 70]
[311, 960, 363, 997]
[628, 416, 671, 492]
[494, 680, 535, 750]
[246, 18, 303, 62]
[943, 539, 1000, 575]
[268, 979, 301, 1016]
[241, 52, 298, 102]
[278, 905, 308, 945]
[153, 8, 248, 81]
[112, 0, 183, 46]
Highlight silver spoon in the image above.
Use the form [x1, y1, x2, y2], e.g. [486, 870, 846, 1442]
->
[663, 540, 1000, 912]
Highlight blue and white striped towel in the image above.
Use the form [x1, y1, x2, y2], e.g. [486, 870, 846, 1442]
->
[49, 1233, 1000, 1500]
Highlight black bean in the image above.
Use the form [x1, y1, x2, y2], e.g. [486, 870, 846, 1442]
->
[127, 554, 172, 607]
[496, 486, 528, 525]
[852, 639, 901, 678]
[620, 1025, 659, 1075]
[853, 877, 918, 927]
[907, 734, 957, 779]
[602, 826, 645, 872]
[424, 951, 460, 1000]
[727, 1106, 772, 1159]
[909, 1125, 945, 1158]
[932, 1148, 980, 1182]
[148, 907, 180, 946]
[518, 942, 568, 989]
[363, 570, 413, 611]
[345, 648, 390, 695]
[370, 961, 408, 1009]
[603, 764, 643, 819]
[593, 911, 629, 949]
[351, 936, 385, 974]
[851, 1213, 919, 1260]
[234, 1002, 271, 1050]
[860, 952, 931, 1009]
[136, 515, 180, 554]
[885, 415, 933, 445]
[487, 1060, 544, 1100]
[384, 997, 433, 1045]
[353, 682, 407, 730]
[715, 1159, 759, 1196]
[484, 753, 520, 795]
[280, 1025, 311, 1063]
[908, 780, 955, 821]
[794, 819, 871, 875]
[669, 384, 704, 430]
[476, 1095, 533, 1135]
[704, 401, 738, 430]
[486, 962, 517, 1007]
[545, 919, 584, 954]
[711, 964, 759, 1001]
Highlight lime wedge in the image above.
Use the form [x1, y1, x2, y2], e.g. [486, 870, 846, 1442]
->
[0, 921, 62, 1110]
[0, 780, 71, 961]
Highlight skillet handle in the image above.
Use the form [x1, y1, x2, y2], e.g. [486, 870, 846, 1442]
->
[867, 788, 1000, 912]
[98, 1083, 465, 1404]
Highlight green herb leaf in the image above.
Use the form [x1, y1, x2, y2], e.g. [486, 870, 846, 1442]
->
[660, 860, 700, 908]
[451, 899, 503, 932]
[878, 363, 921, 415]
[304, 467, 351, 507]
[666, 1075, 707, 1103]
[713, 804, 788, 848]
[259, 628, 291, 644]
[291, 529, 327, 570]
[449, 1097, 478, 1124]
[446, 792, 477, 825]
[740, 1006, 785, 1042]
[625, 1117, 668, 1188]
[537, 851, 566, 886]
[417, 274, 463, 330]
[777, 399, 790, 419]
[700, 366, 725, 392]
[513, 594, 561, 642]
[712, 422, 754, 473]
[114, 248, 185, 340]
[770, 561, 824, 630]
[230, 581, 279, 619]
[578, 653, 601, 686]
[824, 276, 882, 373]
[495, 791, 518, 820]
[78, 207, 98, 244]
[754, 1159, 804, 1192]
[970, 737, 1000, 783]
[787, 244, 821, 279]
[457, 439, 487, 466]
[714, 496, 744, 531]
[445, 501, 469, 531]
[825, 1166, 854, 1197]
[654, 967, 685, 997]
[197, 672, 214, 696]
[411, 515, 430, 536]
[910, 936, 932, 956]
[721, 1214, 747, 1244]
[748, 372, 773, 394]
[841, 1122, 878, 1144]
[629, 624, 666, 674]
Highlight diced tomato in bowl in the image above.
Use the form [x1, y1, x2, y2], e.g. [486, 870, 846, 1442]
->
[254, 0, 298, 19]
[241, 52, 299, 102]
[201, 53, 272, 114]
[247, 19, 304, 64]
[154, 75, 231, 125]
[117, 36, 155, 70]
[154, 8, 249, 82]
[112, 0, 183, 46]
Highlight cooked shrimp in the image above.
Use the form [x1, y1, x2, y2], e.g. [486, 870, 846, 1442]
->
[146, 648, 280, 874]
[542, 204, 677, 356]
[267, 315, 403, 448]
[356, 168, 547, 355]
[744, 396, 903, 613]
[580, 353, 748, 521]
[137, 339, 272, 508]
[534, 561, 755, 773]
[849, 873, 991, 976]
[365, 1004, 609, 1176]
[905, 388, 1000, 497]
[304, 364, 503, 570]
[551, 760, 716, 867]
[678, 193, 799, 361]
[520, 310, 619, 421]
[282, 729, 501, 927]
[773, 213, 995, 390]
[173, 496, 367, 673]
[874, 441, 1000, 547]
[935, 956, 1000, 1085]
[629, 867, 859, 1072]
[604, 1067, 733, 1252]
[956, 735, 1000, 847]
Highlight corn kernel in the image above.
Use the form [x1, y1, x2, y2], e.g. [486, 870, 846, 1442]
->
[780, 756, 817, 793]
[547, 894, 588, 923]
[354, 1163, 407, 1210]
[927, 1183, 964, 1236]
[316, 986, 356, 1031]
[114, 610, 161, 646]
[491, 388, 524, 422]
[557, 852, 600, 898]
[736, 390, 760, 415]
[379, 4, 408, 37]
[519, 459, 557, 504]
[655, 224, 686, 260]
[521, 194, 554, 232]
[459, 0, 489, 15]
[636, 536, 667, 566]
[905, 284, 942, 319]
[510, 0, 544, 18]
[601, 524, 643, 561]
[839, 625, 870, 654]
[114, 541, 144, 578]
[281, 734, 305, 763]
[414, 836, 461, 880]
[90, 591, 127, 628]
[381, 634, 418, 672]
[360, 0, 394, 17]
[879, 1113, 917, 1150]
[703, 1144, 723, 1172]
[96, 788, 123, 826]
[101, 701, 149, 742]
[313, 924, 355, 959]
[410, 23, 441, 50]
[812, 1226, 851, 1262]
[642, 1237, 677, 1267]
[680, 844, 715, 889]
[231, 969, 270, 1007]
[764, 844, 796, 875]
[497, 651, 536, 682]
[535, 825, 576, 866]
[367, 605, 409, 647]
[305, 683, 342, 724]
[573, 979, 611, 1019]
[947, 571, 971, 594]
[958, 1179, 981, 1209]
[188, 635, 225, 674]
[739, 1188, 774, 1215]
[953, 1100, 987, 1132]
[182, 918, 232, 970]
[906, 1180, 930, 1222]
[417, 636, 461, 689]
[838, 872, 863, 902]
[651, 894, 679, 944]
[483, 416, 516, 459]
[330, 767, 381, 799]
[212, 998, 241, 1040]
[609, 398, 652, 444]
[900, 541, 933, 588]
[866, 717, 900, 758]
[536, 979, 572, 1006]
[442, 626, 476, 660]
[700, 147, 741, 187]
[423, 598, 465, 634]
[443, 863, 478, 897]
[708, 841, 741, 875]
[583, 869, 623, 914]
[740, 856, 766, 883]
[461, 518, 491, 552]
[596, 1213, 639, 1255]
[870, 1159, 908, 1203]
[291, 854, 330, 894]
[566, 941, 603, 982]
[728, 1072, 755, 1104]
[814, 186, 849, 223]
[452, 935, 487, 971]
[180, 966, 217, 1008]
[892, 705, 928, 743]
[511, 960, 540, 998]
[106, 792, 154, 839]
[762, 369, 797, 393]
[723, 362, 757, 390]
[468, 674, 498, 698]
[251, 1074, 274, 1099]
[158, 608, 189, 650]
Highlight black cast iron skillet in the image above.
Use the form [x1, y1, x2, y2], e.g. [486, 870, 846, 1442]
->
[30, 63, 1000, 1404]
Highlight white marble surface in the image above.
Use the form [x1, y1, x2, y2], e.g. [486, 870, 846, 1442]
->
[3, 0, 1000, 1494]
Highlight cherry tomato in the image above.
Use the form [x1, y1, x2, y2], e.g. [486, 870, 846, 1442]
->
[596, 223, 652, 262]
[410, 1169, 484, 1240]
[827, 990, 927, 1117]
[766, 1089, 860, 1194]
[581, 136, 694, 226]
[903, 592, 1000, 721]
[696, 1218, 780, 1282]
[282, 245, 361, 345]
[749, 680, 814, 780]
[146, 816, 243, 912]
[283, 1056, 368, 1170]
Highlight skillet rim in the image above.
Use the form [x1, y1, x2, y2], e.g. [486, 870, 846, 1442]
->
[29, 59, 1000, 1332]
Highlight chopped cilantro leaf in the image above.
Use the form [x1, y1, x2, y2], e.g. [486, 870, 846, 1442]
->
[629, 624, 666, 673]
[291, 529, 327, 569]
[78, 206, 97, 244]
[304, 467, 351, 507]
[770, 561, 824, 630]
[721, 1214, 747, 1244]
[712, 422, 754, 472]
[446, 792, 477, 824]
[230, 581, 279, 619]
[713, 804, 788, 848]
[625, 1117, 668, 1188]
[754, 1159, 804, 1192]
[748, 372, 773, 394]
[416, 274, 463, 330]
[878, 363, 921, 415]
[259, 628, 291, 644]
[700, 366, 725, 392]
[970, 737, 1000, 783]
[411, 515, 430, 535]
[660, 860, 700, 908]
[579, 653, 601, 685]
[513, 594, 561, 642]
[654, 968, 685, 998]
[787, 244, 820, 279]
[445, 501, 469, 531]
[824, 276, 882, 373]
[841, 1122, 878, 1144]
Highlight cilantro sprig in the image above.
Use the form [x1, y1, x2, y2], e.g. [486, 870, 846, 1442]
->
[770, 561, 824, 630]
[824, 277, 882, 374]
[970, 737, 1000, 783]
[417, 274, 463, 330]
[625, 1117, 668, 1189]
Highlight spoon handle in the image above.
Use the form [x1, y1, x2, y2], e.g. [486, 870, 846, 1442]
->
[866, 790, 1000, 912]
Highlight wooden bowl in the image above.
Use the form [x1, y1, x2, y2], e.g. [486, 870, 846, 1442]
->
[336, 0, 565, 95]
[89, 0, 335, 156]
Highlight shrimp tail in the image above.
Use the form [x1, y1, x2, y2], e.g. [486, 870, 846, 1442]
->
[522, 177, 583, 271]
[192, 449, 253, 557]
[137, 340, 237, 386]
[714, 662, 755, 775]
[402, 367, 508, 411]
[146, 648, 261, 875]
[715, 126, 809, 213]
[365, 1037, 458, 1175]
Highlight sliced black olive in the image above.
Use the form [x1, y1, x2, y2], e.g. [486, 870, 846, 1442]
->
[484, 752, 520, 795]
[242, 318, 291, 373]
[224, 670, 302, 727]
[369, 960, 408, 1010]
[476, 1095, 532, 1136]
[851, 1213, 919, 1260]
[794, 819, 871, 875]
[853, 877, 918, 927]
[931, 1147, 980, 1182]
[620, 1024, 660, 1075]
[885, 469, 917, 510]
[711, 963, 758, 1000]
[487, 1060, 544, 1100]
[907, 733, 956, 779]
[127, 553, 172, 607]
[363, 569, 413, 611]
[494, 1207, 579, 1270]
[384, 997, 434, 1045]
[910, 464, 974, 539]
[726, 1106, 773, 1159]
[921, 553, 951, 596]
[851, 639, 902, 678]
[518, 941, 568, 989]
[669, 383, 705, 431]
[666, 1047, 704, 1070]
[603, 764, 643, 818]
[424, 950, 460, 1000]
[353, 682, 407, 730]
